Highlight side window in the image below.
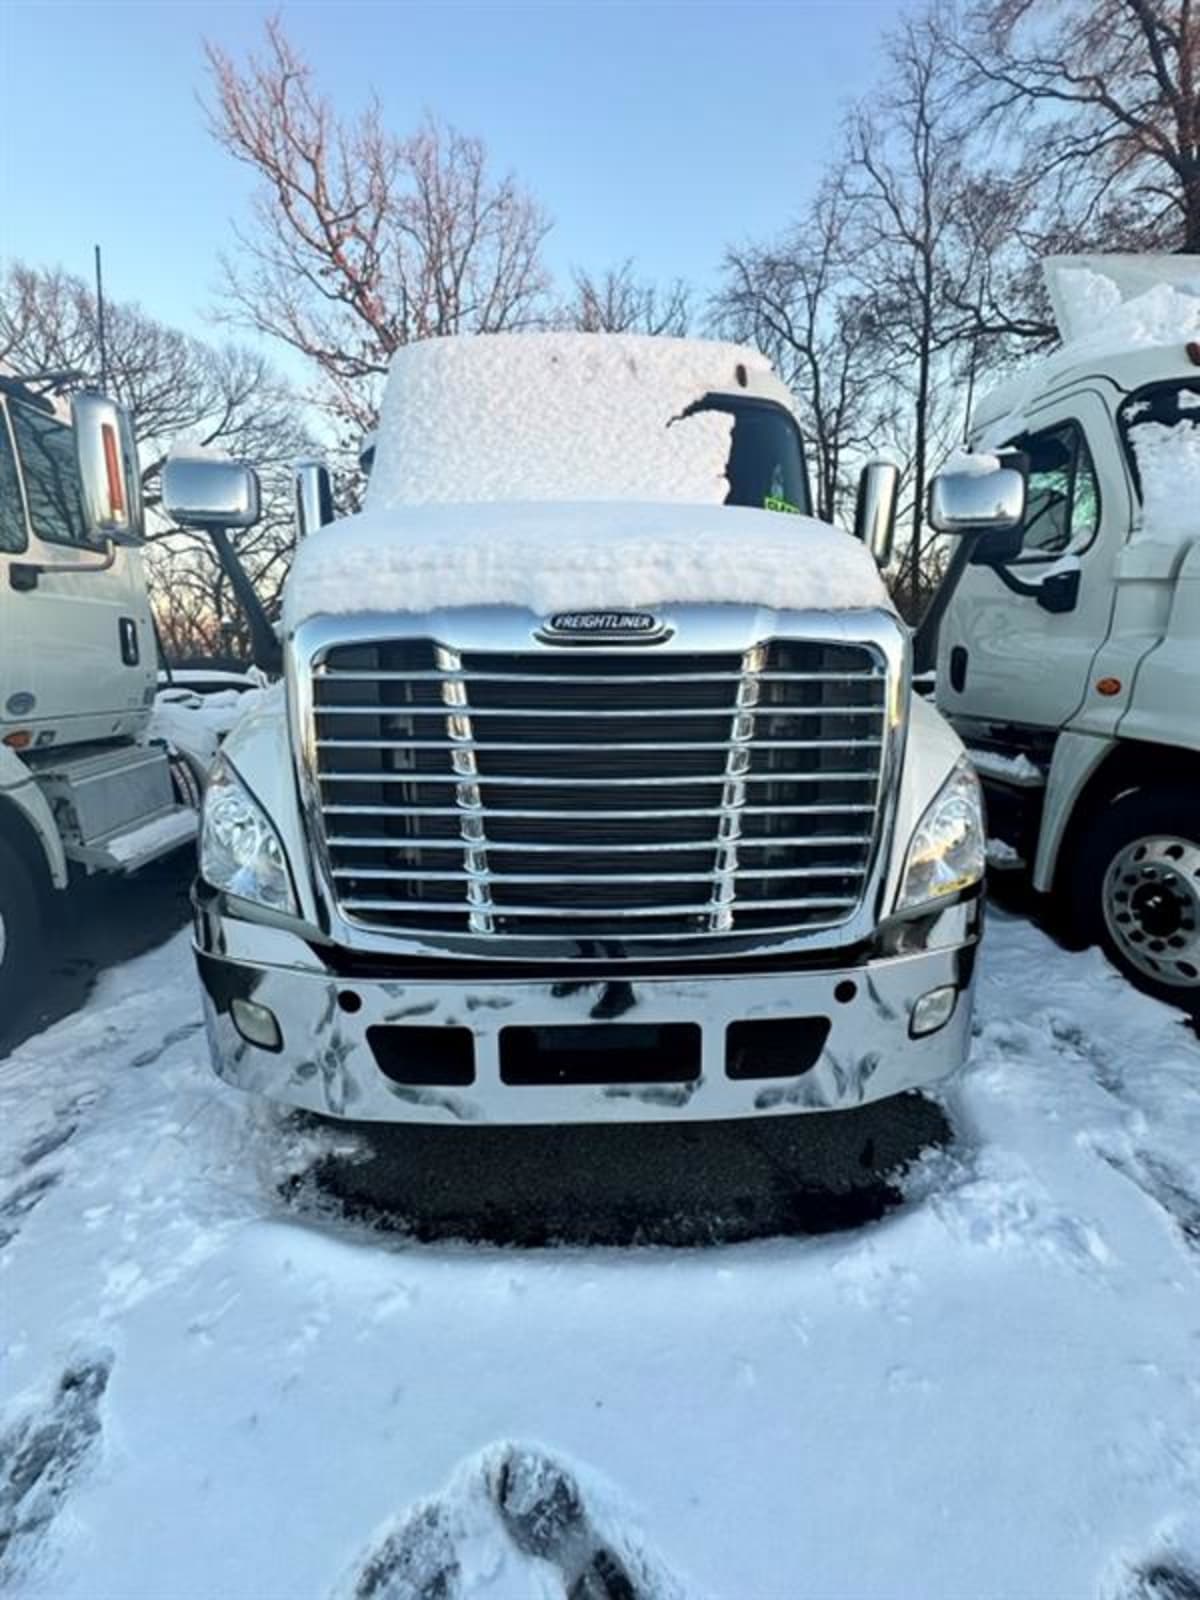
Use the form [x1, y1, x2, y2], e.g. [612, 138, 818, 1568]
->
[7, 399, 87, 547]
[1010, 421, 1100, 561]
[0, 411, 28, 554]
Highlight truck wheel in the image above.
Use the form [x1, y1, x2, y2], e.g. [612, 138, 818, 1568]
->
[0, 837, 42, 1022]
[1071, 787, 1200, 1014]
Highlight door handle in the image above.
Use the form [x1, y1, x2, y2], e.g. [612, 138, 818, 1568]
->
[950, 645, 968, 693]
[1035, 568, 1082, 614]
[118, 617, 140, 666]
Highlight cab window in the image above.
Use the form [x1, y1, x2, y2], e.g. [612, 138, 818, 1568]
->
[7, 397, 88, 547]
[1009, 421, 1100, 560]
[1118, 380, 1200, 499]
[681, 396, 812, 516]
[0, 410, 28, 553]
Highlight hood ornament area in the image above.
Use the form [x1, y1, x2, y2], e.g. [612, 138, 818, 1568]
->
[537, 610, 671, 645]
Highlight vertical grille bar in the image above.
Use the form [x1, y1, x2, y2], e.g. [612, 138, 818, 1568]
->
[436, 644, 494, 934]
[709, 643, 765, 933]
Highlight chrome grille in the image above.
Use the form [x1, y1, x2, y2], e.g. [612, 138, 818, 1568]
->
[310, 638, 889, 942]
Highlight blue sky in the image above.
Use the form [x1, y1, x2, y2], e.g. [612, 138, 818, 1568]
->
[2, 0, 905, 355]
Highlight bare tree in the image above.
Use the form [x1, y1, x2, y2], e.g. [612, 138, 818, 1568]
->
[205, 18, 552, 436]
[559, 261, 690, 335]
[0, 261, 313, 660]
[843, 7, 973, 611]
[959, 0, 1200, 254]
[714, 179, 888, 524]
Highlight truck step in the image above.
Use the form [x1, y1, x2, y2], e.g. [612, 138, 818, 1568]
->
[986, 837, 1027, 872]
[66, 806, 197, 875]
[967, 747, 1046, 789]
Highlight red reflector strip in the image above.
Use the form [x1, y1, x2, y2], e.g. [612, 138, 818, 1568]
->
[101, 424, 125, 515]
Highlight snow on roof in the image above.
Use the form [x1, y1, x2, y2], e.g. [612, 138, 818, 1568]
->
[166, 439, 234, 463]
[1044, 254, 1200, 346]
[283, 333, 889, 627]
[973, 257, 1200, 443]
[366, 332, 784, 510]
[284, 499, 890, 626]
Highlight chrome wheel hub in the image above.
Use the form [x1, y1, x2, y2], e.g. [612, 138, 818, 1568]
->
[1103, 834, 1200, 989]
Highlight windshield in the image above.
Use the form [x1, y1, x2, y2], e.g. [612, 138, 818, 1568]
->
[682, 394, 812, 516]
[7, 395, 88, 547]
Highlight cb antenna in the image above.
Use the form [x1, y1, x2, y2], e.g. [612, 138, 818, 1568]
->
[94, 244, 108, 391]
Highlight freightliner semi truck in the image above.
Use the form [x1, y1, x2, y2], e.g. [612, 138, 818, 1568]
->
[163, 332, 1026, 1126]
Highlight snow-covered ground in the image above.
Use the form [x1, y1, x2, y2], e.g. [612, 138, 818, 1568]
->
[2, 914, 1198, 1599]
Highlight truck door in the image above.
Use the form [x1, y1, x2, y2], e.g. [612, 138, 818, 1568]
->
[935, 389, 1132, 737]
[1, 395, 155, 748]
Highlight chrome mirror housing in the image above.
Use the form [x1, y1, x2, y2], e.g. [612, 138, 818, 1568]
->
[294, 460, 334, 539]
[72, 391, 144, 545]
[162, 453, 262, 531]
[854, 460, 899, 567]
[928, 459, 1027, 534]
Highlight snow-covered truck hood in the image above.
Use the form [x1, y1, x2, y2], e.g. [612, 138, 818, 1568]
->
[282, 500, 892, 627]
[284, 331, 891, 628]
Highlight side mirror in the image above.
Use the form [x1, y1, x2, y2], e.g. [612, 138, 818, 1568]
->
[928, 457, 1026, 535]
[72, 391, 144, 545]
[294, 460, 334, 539]
[162, 452, 261, 531]
[854, 460, 899, 566]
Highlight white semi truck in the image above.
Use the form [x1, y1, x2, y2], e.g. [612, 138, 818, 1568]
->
[163, 332, 1018, 1127]
[926, 256, 1199, 1013]
[0, 376, 198, 1013]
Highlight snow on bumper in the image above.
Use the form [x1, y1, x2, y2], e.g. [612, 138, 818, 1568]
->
[192, 901, 979, 1125]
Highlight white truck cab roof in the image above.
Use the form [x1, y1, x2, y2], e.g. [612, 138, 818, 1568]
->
[971, 254, 1199, 445]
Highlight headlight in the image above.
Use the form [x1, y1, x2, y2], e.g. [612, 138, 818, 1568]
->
[895, 758, 985, 912]
[200, 759, 296, 913]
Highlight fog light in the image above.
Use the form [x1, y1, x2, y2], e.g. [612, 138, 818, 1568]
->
[231, 997, 282, 1052]
[910, 985, 957, 1038]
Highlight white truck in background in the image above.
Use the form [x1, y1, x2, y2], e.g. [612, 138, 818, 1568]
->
[0, 376, 199, 1013]
[924, 256, 1199, 1013]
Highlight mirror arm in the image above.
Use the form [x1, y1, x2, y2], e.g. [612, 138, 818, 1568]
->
[7, 540, 118, 592]
[912, 533, 975, 674]
[208, 527, 283, 676]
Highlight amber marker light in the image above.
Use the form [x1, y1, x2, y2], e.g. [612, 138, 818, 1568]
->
[101, 423, 126, 515]
[1096, 677, 1122, 697]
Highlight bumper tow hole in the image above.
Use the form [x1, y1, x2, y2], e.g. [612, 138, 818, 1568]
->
[726, 1016, 831, 1080]
[368, 1025, 475, 1087]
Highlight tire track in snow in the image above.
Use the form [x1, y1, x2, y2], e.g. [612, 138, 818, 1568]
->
[1000, 997, 1200, 1265]
[0, 1354, 113, 1582]
[1093, 1145, 1200, 1258]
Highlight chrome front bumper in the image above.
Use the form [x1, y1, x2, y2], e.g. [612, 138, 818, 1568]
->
[193, 894, 979, 1125]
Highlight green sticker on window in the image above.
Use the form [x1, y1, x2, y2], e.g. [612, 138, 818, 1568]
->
[763, 495, 802, 516]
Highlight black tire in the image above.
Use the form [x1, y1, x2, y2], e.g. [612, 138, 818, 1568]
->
[167, 750, 204, 813]
[1068, 785, 1200, 1014]
[0, 836, 43, 1030]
